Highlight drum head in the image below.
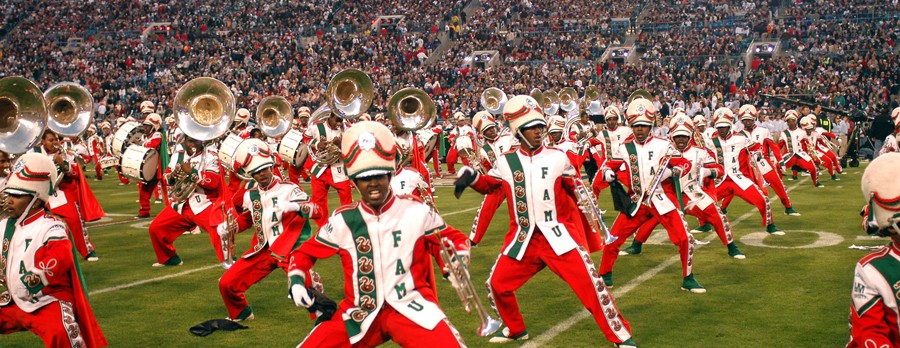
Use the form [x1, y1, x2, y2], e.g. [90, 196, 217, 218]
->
[278, 130, 308, 166]
[141, 150, 159, 181]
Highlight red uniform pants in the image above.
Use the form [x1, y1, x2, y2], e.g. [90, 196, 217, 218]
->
[469, 190, 506, 244]
[722, 167, 793, 210]
[218, 247, 285, 319]
[113, 165, 130, 185]
[784, 154, 819, 186]
[715, 178, 772, 226]
[487, 231, 632, 344]
[444, 148, 470, 174]
[634, 200, 734, 247]
[602, 205, 695, 277]
[50, 200, 95, 259]
[310, 170, 352, 227]
[299, 304, 465, 348]
[148, 204, 223, 263]
[138, 178, 159, 216]
[0, 301, 85, 347]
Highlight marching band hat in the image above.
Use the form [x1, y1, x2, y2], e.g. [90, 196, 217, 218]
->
[140, 100, 155, 114]
[502, 95, 546, 131]
[625, 98, 656, 127]
[693, 115, 707, 127]
[547, 115, 566, 134]
[668, 114, 695, 138]
[890, 106, 900, 129]
[341, 121, 398, 180]
[604, 105, 622, 121]
[713, 107, 735, 128]
[784, 110, 800, 121]
[472, 111, 497, 134]
[297, 106, 311, 118]
[143, 113, 162, 131]
[738, 104, 758, 121]
[87, 124, 97, 133]
[861, 153, 900, 230]
[99, 122, 111, 130]
[235, 108, 251, 125]
[4, 153, 58, 202]
[800, 115, 816, 130]
[233, 138, 275, 176]
[453, 112, 466, 121]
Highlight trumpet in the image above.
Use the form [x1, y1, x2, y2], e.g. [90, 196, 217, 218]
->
[221, 210, 238, 269]
[573, 177, 617, 245]
[438, 236, 502, 337]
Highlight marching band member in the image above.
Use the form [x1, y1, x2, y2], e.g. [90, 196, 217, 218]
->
[216, 139, 321, 322]
[0, 153, 106, 347]
[877, 107, 900, 155]
[708, 108, 783, 235]
[286, 107, 312, 183]
[592, 106, 631, 194]
[619, 115, 745, 259]
[85, 125, 105, 180]
[136, 113, 164, 219]
[445, 112, 475, 175]
[101, 122, 130, 185]
[547, 115, 586, 169]
[147, 137, 223, 267]
[571, 112, 599, 179]
[469, 111, 514, 246]
[304, 112, 353, 228]
[736, 105, 799, 216]
[288, 121, 469, 347]
[778, 110, 822, 187]
[0, 151, 10, 186]
[140, 100, 155, 116]
[847, 152, 900, 347]
[31, 130, 101, 261]
[802, 114, 841, 180]
[597, 98, 704, 294]
[693, 115, 714, 146]
[456, 96, 636, 346]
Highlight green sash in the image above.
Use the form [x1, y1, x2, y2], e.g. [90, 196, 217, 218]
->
[0, 218, 15, 305]
[249, 189, 267, 254]
[503, 152, 530, 258]
[340, 208, 377, 339]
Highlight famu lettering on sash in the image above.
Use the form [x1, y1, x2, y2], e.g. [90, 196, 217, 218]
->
[341, 208, 377, 339]
[247, 189, 267, 256]
[0, 218, 15, 305]
[503, 152, 530, 258]
[310, 123, 329, 177]
[784, 130, 794, 154]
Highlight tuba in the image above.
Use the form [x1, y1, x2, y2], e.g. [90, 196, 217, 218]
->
[558, 87, 578, 114]
[326, 68, 374, 119]
[580, 85, 601, 115]
[388, 88, 437, 169]
[540, 90, 559, 116]
[170, 77, 236, 204]
[0, 77, 48, 155]
[44, 82, 93, 137]
[480, 88, 507, 116]
[257, 95, 293, 138]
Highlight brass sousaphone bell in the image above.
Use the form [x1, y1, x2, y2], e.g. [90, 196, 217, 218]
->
[44, 82, 94, 137]
[540, 90, 560, 116]
[558, 87, 578, 114]
[387, 87, 436, 132]
[0, 77, 48, 155]
[326, 68, 374, 120]
[174, 77, 236, 141]
[257, 95, 293, 138]
[480, 87, 507, 116]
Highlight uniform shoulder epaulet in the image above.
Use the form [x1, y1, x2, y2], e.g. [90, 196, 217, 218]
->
[396, 194, 424, 203]
[333, 202, 359, 214]
[859, 247, 892, 266]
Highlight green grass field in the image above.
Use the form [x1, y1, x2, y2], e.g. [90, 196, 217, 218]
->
[3, 165, 878, 347]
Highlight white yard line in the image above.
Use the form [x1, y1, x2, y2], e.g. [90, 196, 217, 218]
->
[522, 179, 808, 347]
[85, 206, 479, 296]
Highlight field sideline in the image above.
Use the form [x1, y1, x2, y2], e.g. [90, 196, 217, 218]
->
[3, 164, 878, 347]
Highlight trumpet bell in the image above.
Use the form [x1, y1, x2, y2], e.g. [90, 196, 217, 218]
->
[257, 96, 293, 138]
[326, 69, 374, 119]
[44, 82, 93, 137]
[0, 77, 47, 155]
[480, 88, 507, 115]
[387, 87, 436, 132]
[174, 77, 236, 141]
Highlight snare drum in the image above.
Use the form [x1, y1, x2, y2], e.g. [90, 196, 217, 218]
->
[98, 156, 119, 170]
[278, 129, 308, 166]
[111, 121, 143, 157]
[121, 145, 159, 182]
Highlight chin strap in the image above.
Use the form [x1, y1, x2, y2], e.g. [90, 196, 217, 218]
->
[14, 196, 38, 227]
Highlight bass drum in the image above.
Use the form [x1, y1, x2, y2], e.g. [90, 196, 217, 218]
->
[111, 121, 143, 157]
[218, 134, 251, 180]
[120, 145, 159, 182]
[278, 129, 308, 166]
[98, 156, 119, 170]
[417, 129, 439, 162]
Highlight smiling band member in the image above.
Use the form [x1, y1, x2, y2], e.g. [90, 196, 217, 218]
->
[215, 139, 322, 322]
[455, 96, 636, 347]
[288, 121, 470, 347]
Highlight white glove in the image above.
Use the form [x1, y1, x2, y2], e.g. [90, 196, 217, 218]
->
[700, 168, 712, 178]
[216, 223, 229, 238]
[290, 283, 313, 308]
[278, 201, 301, 213]
[456, 166, 475, 178]
[602, 169, 616, 182]
[661, 168, 673, 179]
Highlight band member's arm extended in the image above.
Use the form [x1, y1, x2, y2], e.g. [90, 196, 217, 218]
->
[287, 223, 342, 288]
[29, 226, 75, 299]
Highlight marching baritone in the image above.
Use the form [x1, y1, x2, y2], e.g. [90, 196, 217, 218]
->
[136, 113, 165, 219]
[0, 153, 107, 347]
[598, 97, 705, 294]
[847, 152, 900, 347]
[468, 111, 514, 245]
[456, 96, 636, 347]
[877, 107, 900, 155]
[304, 111, 353, 228]
[147, 137, 224, 267]
[216, 139, 322, 322]
[288, 121, 470, 347]
[445, 112, 475, 175]
[592, 106, 632, 194]
[736, 105, 799, 216]
[31, 130, 103, 261]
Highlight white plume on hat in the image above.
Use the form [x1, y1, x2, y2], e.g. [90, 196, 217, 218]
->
[233, 138, 275, 176]
[861, 153, 900, 229]
[4, 153, 58, 202]
[503, 95, 546, 132]
[341, 121, 398, 179]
